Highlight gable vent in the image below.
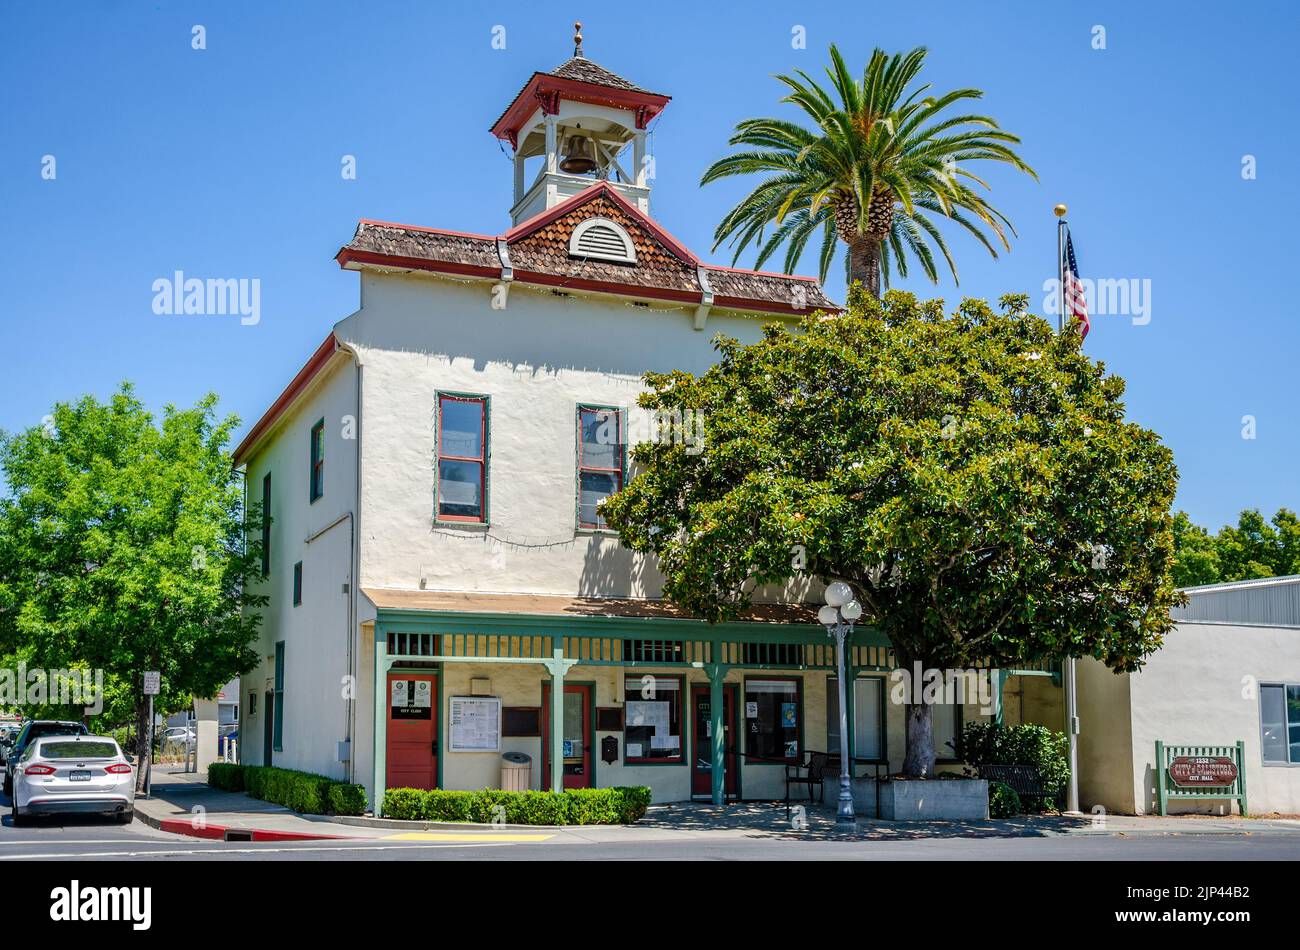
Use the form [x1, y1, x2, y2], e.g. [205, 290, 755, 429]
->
[569, 217, 637, 264]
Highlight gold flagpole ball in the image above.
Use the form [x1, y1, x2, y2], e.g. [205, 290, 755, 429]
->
[1053, 204, 1068, 217]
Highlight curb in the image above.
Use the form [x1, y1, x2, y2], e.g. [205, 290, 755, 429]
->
[322, 813, 610, 832]
[135, 807, 354, 842]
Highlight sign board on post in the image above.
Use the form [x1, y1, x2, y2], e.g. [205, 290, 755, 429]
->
[142, 671, 161, 695]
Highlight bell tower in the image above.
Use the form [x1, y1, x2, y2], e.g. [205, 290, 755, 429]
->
[490, 23, 671, 226]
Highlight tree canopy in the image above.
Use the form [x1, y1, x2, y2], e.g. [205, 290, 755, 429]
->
[1172, 508, 1300, 587]
[602, 289, 1182, 774]
[0, 385, 264, 779]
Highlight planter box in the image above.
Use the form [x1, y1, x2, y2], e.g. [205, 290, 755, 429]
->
[877, 778, 989, 821]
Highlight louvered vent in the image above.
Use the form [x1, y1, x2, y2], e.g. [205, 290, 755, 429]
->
[569, 218, 636, 264]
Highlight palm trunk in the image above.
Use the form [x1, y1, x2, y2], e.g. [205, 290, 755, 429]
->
[846, 236, 882, 298]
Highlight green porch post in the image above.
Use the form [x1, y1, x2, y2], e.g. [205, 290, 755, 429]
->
[705, 662, 729, 806]
[372, 628, 390, 817]
[543, 639, 579, 794]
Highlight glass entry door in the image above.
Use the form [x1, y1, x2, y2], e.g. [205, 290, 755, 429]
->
[692, 685, 737, 797]
[542, 684, 592, 789]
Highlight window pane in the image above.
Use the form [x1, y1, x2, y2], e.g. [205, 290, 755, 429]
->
[624, 676, 682, 761]
[745, 679, 799, 761]
[579, 471, 617, 527]
[440, 399, 483, 458]
[438, 460, 483, 518]
[39, 741, 118, 759]
[827, 677, 883, 761]
[1288, 685, 1300, 764]
[1261, 685, 1288, 763]
[932, 700, 959, 759]
[580, 410, 620, 470]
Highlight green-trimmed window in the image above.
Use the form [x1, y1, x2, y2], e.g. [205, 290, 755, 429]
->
[260, 472, 271, 577]
[437, 394, 487, 522]
[827, 676, 884, 762]
[623, 675, 684, 763]
[273, 641, 285, 751]
[577, 406, 623, 529]
[309, 419, 324, 502]
[292, 561, 302, 607]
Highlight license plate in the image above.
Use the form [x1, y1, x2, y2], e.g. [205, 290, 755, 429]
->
[69, 770, 91, 782]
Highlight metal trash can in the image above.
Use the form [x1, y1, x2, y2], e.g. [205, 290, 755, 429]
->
[501, 751, 531, 791]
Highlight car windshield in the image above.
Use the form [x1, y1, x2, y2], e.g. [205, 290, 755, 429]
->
[38, 741, 118, 759]
[28, 723, 85, 741]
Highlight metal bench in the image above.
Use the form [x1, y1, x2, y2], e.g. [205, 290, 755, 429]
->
[977, 763, 1061, 810]
[785, 751, 829, 818]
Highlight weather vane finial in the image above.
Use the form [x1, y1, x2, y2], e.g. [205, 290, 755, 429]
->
[573, 21, 584, 58]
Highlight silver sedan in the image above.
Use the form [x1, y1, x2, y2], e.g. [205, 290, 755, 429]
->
[10, 735, 135, 825]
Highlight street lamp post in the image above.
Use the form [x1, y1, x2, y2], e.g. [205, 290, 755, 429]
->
[819, 582, 862, 826]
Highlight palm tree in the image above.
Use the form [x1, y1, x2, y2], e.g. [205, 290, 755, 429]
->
[702, 46, 1036, 298]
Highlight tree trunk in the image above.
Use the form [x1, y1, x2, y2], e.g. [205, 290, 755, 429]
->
[846, 236, 882, 299]
[902, 699, 935, 777]
[133, 697, 151, 793]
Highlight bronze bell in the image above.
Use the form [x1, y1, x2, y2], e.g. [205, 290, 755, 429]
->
[559, 132, 597, 174]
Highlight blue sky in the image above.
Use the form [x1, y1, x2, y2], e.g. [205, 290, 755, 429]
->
[1, 0, 1295, 530]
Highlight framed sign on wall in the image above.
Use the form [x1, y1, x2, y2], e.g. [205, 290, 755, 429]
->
[448, 696, 502, 752]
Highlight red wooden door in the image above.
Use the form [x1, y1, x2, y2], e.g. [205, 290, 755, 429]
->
[541, 684, 592, 789]
[692, 685, 737, 797]
[386, 673, 437, 790]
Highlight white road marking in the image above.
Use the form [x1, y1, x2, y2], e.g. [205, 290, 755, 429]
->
[0, 841, 518, 859]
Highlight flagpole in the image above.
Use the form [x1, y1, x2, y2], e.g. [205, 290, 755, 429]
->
[1054, 202, 1082, 816]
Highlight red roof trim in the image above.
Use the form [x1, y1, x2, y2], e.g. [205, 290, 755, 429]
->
[705, 264, 822, 283]
[233, 333, 341, 466]
[490, 74, 670, 143]
[335, 247, 499, 279]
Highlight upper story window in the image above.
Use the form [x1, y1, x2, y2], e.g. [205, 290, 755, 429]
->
[577, 406, 624, 529]
[437, 394, 488, 523]
[569, 218, 636, 264]
[309, 419, 324, 502]
[1261, 683, 1300, 765]
[260, 472, 272, 577]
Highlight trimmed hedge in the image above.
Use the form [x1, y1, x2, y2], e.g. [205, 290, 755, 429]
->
[381, 786, 651, 825]
[204, 763, 367, 816]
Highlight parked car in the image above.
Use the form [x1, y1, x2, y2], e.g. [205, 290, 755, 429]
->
[2, 720, 88, 797]
[10, 734, 135, 825]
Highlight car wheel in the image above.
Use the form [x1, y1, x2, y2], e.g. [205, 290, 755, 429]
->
[10, 801, 24, 827]
[116, 809, 134, 825]
[2, 774, 10, 797]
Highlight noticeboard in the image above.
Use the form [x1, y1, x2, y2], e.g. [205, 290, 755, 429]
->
[448, 696, 501, 752]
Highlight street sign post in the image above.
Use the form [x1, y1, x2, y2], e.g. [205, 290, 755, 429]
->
[142, 672, 160, 798]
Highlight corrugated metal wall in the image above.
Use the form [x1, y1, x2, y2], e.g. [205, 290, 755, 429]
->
[1172, 576, 1300, 626]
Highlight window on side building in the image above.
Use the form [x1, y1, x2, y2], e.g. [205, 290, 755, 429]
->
[292, 561, 302, 606]
[260, 472, 271, 576]
[273, 642, 285, 752]
[623, 675, 684, 763]
[437, 394, 488, 522]
[1261, 683, 1300, 764]
[827, 676, 884, 762]
[577, 406, 624, 529]
[309, 419, 324, 502]
[744, 678, 801, 762]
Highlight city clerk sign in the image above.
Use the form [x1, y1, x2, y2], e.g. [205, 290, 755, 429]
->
[1168, 756, 1238, 787]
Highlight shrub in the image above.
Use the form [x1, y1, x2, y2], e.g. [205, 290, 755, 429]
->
[380, 786, 651, 825]
[228, 765, 366, 816]
[988, 781, 1022, 818]
[207, 762, 245, 791]
[958, 721, 1069, 811]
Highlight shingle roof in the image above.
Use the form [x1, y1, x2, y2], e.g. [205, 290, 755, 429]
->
[337, 184, 838, 314]
[548, 56, 648, 92]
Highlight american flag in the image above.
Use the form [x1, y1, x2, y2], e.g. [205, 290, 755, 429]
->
[1062, 229, 1090, 339]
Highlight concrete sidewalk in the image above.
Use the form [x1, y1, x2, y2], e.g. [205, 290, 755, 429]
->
[135, 771, 1300, 844]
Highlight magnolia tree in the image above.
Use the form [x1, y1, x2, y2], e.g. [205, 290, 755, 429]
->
[602, 289, 1182, 776]
[0, 385, 264, 788]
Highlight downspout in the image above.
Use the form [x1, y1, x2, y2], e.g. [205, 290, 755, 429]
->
[340, 342, 364, 783]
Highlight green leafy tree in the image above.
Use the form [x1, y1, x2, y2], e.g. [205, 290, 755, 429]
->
[702, 45, 1036, 297]
[1172, 507, 1300, 585]
[602, 289, 1182, 776]
[0, 385, 265, 788]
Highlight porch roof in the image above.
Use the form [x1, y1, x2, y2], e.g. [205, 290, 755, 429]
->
[361, 587, 818, 625]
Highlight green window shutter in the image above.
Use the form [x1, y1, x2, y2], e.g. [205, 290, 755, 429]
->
[273, 641, 285, 751]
